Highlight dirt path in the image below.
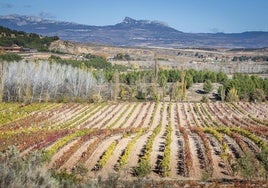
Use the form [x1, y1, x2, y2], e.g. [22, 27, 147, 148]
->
[112, 103, 136, 129]
[47, 139, 79, 169]
[188, 103, 203, 127]
[83, 105, 115, 129]
[177, 103, 187, 127]
[132, 102, 150, 128]
[206, 134, 230, 179]
[60, 137, 97, 171]
[197, 103, 212, 125]
[142, 102, 155, 129]
[150, 102, 167, 177]
[169, 103, 180, 178]
[100, 136, 132, 178]
[122, 103, 143, 129]
[92, 103, 124, 129]
[125, 132, 150, 170]
[85, 135, 121, 178]
[188, 133, 202, 179]
[105, 103, 129, 128]
[124, 103, 161, 175]
[50, 104, 86, 127]
[148, 102, 161, 131]
[75, 104, 110, 129]
[223, 135, 244, 159]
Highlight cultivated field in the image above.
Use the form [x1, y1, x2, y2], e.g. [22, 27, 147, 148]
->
[0, 102, 267, 180]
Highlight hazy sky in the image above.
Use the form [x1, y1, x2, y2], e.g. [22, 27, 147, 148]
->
[0, 0, 268, 33]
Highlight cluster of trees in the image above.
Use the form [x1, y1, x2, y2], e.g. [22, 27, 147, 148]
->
[120, 69, 228, 87]
[0, 60, 106, 103]
[0, 26, 59, 51]
[49, 55, 113, 70]
[113, 53, 131, 60]
[219, 73, 268, 102]
[0, 53, 22, 61]
[232, 56, 268, 62]
[49, 55, 128, 80]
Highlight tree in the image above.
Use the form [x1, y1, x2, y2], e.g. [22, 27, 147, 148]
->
[150, 84, 159, 101]
[250, 88, 266, 102]
[0, 62, 6, 102]
[119, 85, 133, 101]
[158, 72, 167, 101]
[218, 86, 226, 101]
[111, 70, 120, 101]
[203, 80, 213, 93]
[170, 70, 187, 102]
[181, 70, 187, 101]
[171, 81, 182, 101]
[226, 87, 239, 102]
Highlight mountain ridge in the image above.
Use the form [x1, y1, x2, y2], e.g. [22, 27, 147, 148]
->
[1, 14, 268, 48]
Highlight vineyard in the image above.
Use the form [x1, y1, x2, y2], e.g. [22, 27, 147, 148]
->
[0, 102, 268, 181]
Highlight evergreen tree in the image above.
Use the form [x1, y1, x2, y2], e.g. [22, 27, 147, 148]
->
[203, 80, 213, 93]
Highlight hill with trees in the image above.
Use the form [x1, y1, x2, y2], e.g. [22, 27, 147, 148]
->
[0, 25, 59, 51]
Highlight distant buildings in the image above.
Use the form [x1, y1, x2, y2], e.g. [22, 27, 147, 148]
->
[0, 44, 22, 52]
[0, 44, 37, 53]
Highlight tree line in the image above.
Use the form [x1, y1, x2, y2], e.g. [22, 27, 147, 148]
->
[232, 56, 268, 62]
[0, 57, 267, 102]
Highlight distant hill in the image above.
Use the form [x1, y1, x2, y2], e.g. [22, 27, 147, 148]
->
[0, 25, 59, 51]
[1, 14, 268, 48]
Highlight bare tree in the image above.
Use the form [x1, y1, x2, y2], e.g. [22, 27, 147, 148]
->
[2, 60, 99, 102]
[0, 62, 6, 102]
[112, 70, 120, 101]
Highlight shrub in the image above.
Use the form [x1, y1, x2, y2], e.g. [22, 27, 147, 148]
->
[88, 93, 103, 103]
[133, 159, 151, 177]
[0, 146, 59, 188]
[237, 153, 264, 180]
[52, 169, 77, 186]
[201, 95, 209, 103]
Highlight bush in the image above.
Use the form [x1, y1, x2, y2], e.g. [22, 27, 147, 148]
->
[133, 159, 151, 177]
[0, 53, 22, 61]
[52, 169, 77, 186]
[0, 146, 59, 188]
[88, 94, 102, 103]
[250, 88, 266, 102]
[201, 95, 209, 103]
[237, 153, 264, 180]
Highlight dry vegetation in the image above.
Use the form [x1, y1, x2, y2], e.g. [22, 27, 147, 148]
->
[47, 40, 268, 74]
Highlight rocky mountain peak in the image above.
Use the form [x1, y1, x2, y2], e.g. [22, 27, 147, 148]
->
[121, 16, 166, 26]
[1, 14, 268, 48]
[122, 17, 137, 24]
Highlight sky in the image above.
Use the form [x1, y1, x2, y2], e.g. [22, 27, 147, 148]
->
[0, 0, 268, 33]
